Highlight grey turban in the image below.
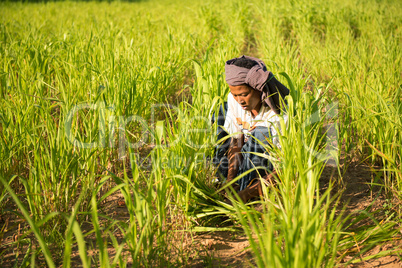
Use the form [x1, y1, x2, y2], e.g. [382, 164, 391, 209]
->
[225, 55, 289, 114]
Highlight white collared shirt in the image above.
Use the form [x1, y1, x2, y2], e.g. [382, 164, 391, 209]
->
[223, 92, 287, 147]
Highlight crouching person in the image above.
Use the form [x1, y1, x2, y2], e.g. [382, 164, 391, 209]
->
[213, 55, 289, 203]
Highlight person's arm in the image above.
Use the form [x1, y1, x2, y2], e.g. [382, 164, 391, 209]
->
[226, 135, 244, 183]
[223, 93, 243, 183]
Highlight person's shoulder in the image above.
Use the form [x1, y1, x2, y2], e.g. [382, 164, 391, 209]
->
[226, 92, 241, 117]
[226, 92, 237, 107]
[227, 92, 234, 101]
[262, 106, 281, 121]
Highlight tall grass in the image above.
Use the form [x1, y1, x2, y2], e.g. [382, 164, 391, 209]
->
[255, 0, 401, 193]
[0, 0, 401, 266]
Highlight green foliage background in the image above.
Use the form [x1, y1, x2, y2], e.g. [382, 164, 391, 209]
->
[0, 0, 401, 266]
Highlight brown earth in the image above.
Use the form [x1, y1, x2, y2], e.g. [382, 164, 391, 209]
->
[1, 159, 401, 267]
[185, 160, 402, 267]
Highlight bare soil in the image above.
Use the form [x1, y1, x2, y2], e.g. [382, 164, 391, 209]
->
[1, 159, 401, 267]
[185, 159, 402, 267]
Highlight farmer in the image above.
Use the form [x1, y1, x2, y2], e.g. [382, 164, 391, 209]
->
[213, 55, 289, 203]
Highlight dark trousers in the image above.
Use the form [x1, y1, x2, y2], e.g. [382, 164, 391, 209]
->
[212, 104, 273, 191]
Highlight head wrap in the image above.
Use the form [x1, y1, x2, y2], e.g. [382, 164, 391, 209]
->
[225, 55, 289, 114]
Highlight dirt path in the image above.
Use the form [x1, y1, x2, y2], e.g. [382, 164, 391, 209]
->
[1, 160, 401, 267]
[187, 161, 402, 267]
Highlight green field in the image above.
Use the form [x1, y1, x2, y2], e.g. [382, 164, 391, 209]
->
[0, 0, 401, 266]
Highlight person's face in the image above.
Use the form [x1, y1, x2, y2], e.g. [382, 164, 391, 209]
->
[229, 84, 262, 113]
